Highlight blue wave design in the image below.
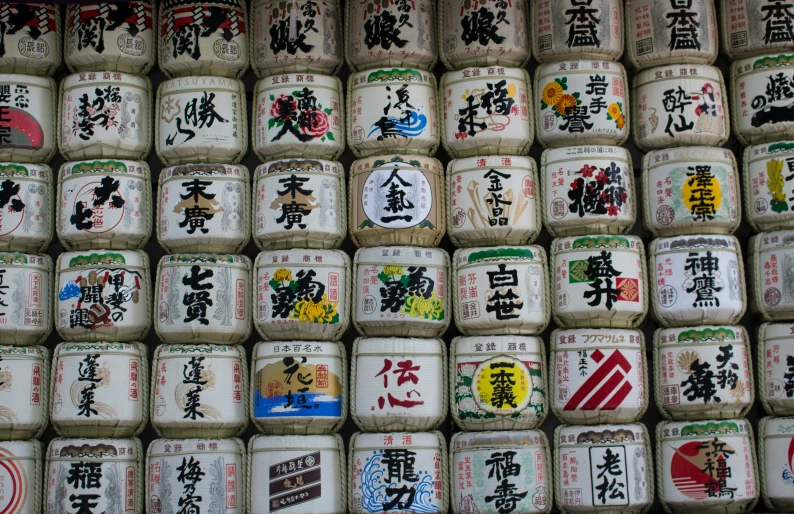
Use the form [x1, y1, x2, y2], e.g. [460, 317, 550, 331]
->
[367, 111, 428, 139]
[59, 280, 81, 301]
[783, 467, 794, 485]
[253, 391, 342, 418]
[359, 451, 439, 513]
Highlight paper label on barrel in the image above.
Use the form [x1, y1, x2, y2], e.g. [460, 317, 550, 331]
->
[60, 161, 147, 240]
[351, 438, 443, 513]
[254, 344, 343, 419]
[254, 160, 342, 241]
[0, 164, 48, 243]
[61, 76, 147, 152]
[746, 143, 794, 226]
[660, 420, 755, 504]
[161, 164, 247, 246]
[57, 254, 147, 335]
[553, 330, 644, 418]
[149, 448, 242, 514]
[0, 76, 53, 156]
[160, 1, 247, 69]
[657, 328, 751, 411]
[441, 0, 529, 65]
[457, 248, 545, 328]
[350, 69, 436, 148]
[443, 68, 531, 144]
[0, 4, 58, 68]
[537, 62, 628, 144]
[159, 78, 243, 157]
[47, 441, 138, 514]
[627, 0, 716, 65]
[66, 3, 153, 64]
[634, 67, 726, 148]
[762, 419, 794, 502]
[763, 325, 794, 406]
[534, 0, 622, 59]
[53, 348, 142, 423]
[558, 426, 650, 509]
[254, 75, 342, 151]
[545, 150, 632, 227]
[653, 239, 743, 322]
[453, 439, 549, 513]
[756, 242, 794, 315]
[0, 443, 36, 514]
[456, 346, 545, 424]
[153, 351, 244, 424]
[724, 0, 794, 56]
[0, 254, 47, 332]
[734, 55, 794, 137]
[0, 348, 44, 428]
[252, 0, 339, 73]
[647, 151, 737, 231]
[349, 0, 433, 68]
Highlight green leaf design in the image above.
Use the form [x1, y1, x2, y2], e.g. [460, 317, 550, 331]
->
[556, 77, 568, 90]
[267, 118, 276, 130]
[326, 132, 335, 141]
[540, 100, 548, 110]
[321, 136, 326, 142]
[572, 92, 580, 99]
[292, 90, 302, 97]
[269, 278, 279, 290]
[358, 219, 376, 229]
[323, 107, 333, 115]
[277, 120, 285, 127]
[418, 220, 436, 229]
[269, 94, 275, 101]
[377, 271, 390, 284]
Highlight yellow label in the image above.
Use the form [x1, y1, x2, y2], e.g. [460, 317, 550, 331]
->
[471, 356, 532, 415]
[682, 170, 722, 214]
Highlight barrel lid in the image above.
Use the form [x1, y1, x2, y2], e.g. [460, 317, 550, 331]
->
[159, 75, 244, 94]
[62, 71, 148, 89]
[353, 431, 440, 449]
[250, 433, 340, 451]
[156, 344, 244, 359]
[634, 63, 722, 87]
[448, 155, 535, 173]
[354, 337, 443, 355]
[657, 325, 747, 346]
[355, 246, 448, 266]
[48, 437, 140, 459]
[652, 234, 739, 253]
[256, 159, 342, 179]
[558, 423, 647, 444]
[0, 252, 51, 270]
[453, 335, 543, 354]
[160, 254, 252, 269]
[256, 248, 348, 268]
[255, 73, 339, 93]
[254, 340, 343, 359]
[452, 430, 546, 450]
[59, 249, 146, 269]
[455, 245, 545, 268]
[57, 341, 146, 356]
[61, 159, 150, 179]
[149, 437, 243, 455]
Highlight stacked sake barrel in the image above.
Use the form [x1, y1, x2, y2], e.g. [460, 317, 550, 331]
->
[723, 0, 794, 509]
[244, 2, 349, 513]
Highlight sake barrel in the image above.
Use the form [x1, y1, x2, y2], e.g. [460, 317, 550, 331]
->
[720, 0, 794, 59]
[453, 245, 550, 335]
[535, 60, 629, 148]
[158, 163, 250, 253]
[0, 3, 61, 75]
[540, 146, 635, 237]
[348, 67, 439, 157]
[45, 437, 143, 514]
[353, 247, 450, 338]
[58, 159, 151, 250]
[451, 335, 548, 431]
[253, 158, 345, 250]
[151, 344, 248, 438]
[248, 434, 345, 514]
[59, 72, 152, 161]
[749, 230, 794, 322]
[251, 0, 342, 76]
[624, 0, 718, 70]
[448, 155, 539, 247]
[551, 235, 647, 328]
[252, 340, 347, 434]
[55, 249, 151, 342]
[50, 342, 148, 437]
[0, 252, 51, 345]
[156, 76, 247, 166]
[555, 423, 653, 513]
[657, 419, 758, 513]
[0, 440, 41, 514]
[349, 155, 445, 247]
[550, 328, 647, 424]
[346, 0, 435, 72]
[451, 430, 551, 514]
[0, 162, 52, 253]
[641, 146, 740, 237]
[147, 438, 246, 514]
[0, 74, 56, 163]
[758, 416, 794, 511]
[757, 322, 794, 416]
[744, 141, 794, 233]
[439, 0, 530, 70]
[254, 249, 350, 341]
[155, 254, 252, 344]
[158, 0, 249, 78]
[349, 431, 447, 514]
[632, 64, 729, 151]
[531, 0, 624, 63]
[253, 73, 344, 162]
[64, 1, 156, 74]
[0, 345, 48, 440]
[654, 325, 753, 420]
[732, 53, 794, 145]
[649, 235, 746, 327]
[440, 67, 534, 158]
[351, 337, 446, 432]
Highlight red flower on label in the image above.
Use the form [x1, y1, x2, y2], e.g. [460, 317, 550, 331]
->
[455, 131, 468, 140]
[271, 94, 296, 119]
[299, 109, 330, 138]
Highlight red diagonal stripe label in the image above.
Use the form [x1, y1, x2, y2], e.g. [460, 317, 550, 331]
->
[564, 350, 632, 411]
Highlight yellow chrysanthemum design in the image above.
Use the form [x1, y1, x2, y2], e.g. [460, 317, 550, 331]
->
[607, 103, 622, 118]
[403, 291, 444, 320]
[293, 294, 339, 324]
[273, 268, 292, 283]
[383, 265, 404, 276]
[556, 94, 577, 115]
[542, 81, 564, 106]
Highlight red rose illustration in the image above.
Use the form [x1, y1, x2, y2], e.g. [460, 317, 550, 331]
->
[299, 109, 330, 138]
[271, 94, 297, 119]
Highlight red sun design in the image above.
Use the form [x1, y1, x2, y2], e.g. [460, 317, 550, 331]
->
[670, 439, 733, 500]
